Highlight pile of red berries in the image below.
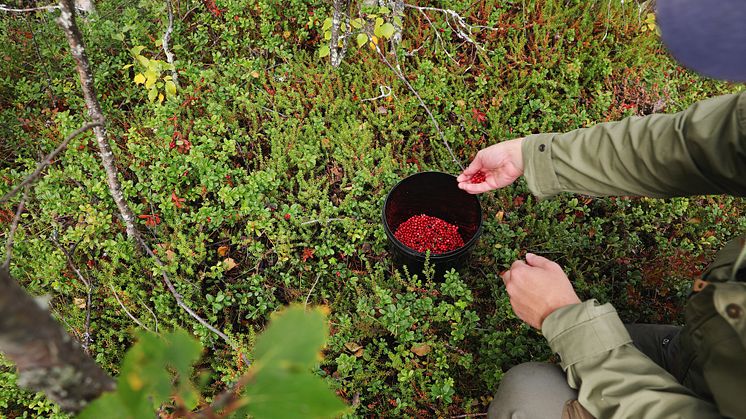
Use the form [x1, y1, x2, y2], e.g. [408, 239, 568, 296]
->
[469, 171, 486, 184]
[394, 214, 465, 254]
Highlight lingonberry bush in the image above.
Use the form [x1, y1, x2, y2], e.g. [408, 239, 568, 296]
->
[1, 0, 745, 417]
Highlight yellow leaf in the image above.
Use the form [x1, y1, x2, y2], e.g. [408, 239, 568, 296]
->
[411, 343, 431, 357]
[127, 373, 144, 390]
[495, 211, 504, 222]
[223, 257, 237, 271]
[73, 297, 86, 309]
[250, 70, 260, 78]
[344, 342, 363, 352]
[165, 80, 177, 97]
[133, 73, 146, 85]
[158, 93, 164, 104]
[165, 249, 175, 261]
[217, 245, 229, 257]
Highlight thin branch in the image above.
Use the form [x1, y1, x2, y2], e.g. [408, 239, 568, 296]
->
[372, 39, 464, 171]
[300, 217, 345, 226]
[2, 188, 29, 272]
[304, 273, 322, 308]
[0, 122, 101, 205]
[190, 369, 256, 418]
[139, 237, 249, 365]
[0, 3, 59, 12]
[360, 85, 392, 102]
[51, 237, 94, 352]
[450, 414, 487, 418]
[138, 295, 159, 333]
[109, 283, 152, 332]
[162, 0, 179, 87]
[402, 3, 487, 51]
[415, 7, 458, 65]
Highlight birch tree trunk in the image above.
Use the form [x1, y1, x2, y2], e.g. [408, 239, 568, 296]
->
[0, 270, 115, 413]
[56, 0, 140, 242]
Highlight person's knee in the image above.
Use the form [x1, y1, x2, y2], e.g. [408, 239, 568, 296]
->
[488, 362, 577, 419]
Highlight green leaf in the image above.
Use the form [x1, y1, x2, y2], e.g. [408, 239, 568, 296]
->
[321, 17, 332, 32]
[351, 18, 364, 29]
[148, 87, 158, 102]
[253, 305, 327, 367]
[324, 30, 332, 41]
[165, 80, 177, 97]
[379, 6, 391, 14]
[144, 69, 158, 89]
[375, 17, 384, 28]
[318, 45, 330, 58]
[393, 16, 403, 27]
[356, 33, 369, 47]
[136, 54, 150, 68]
[379, 22, 396, 39]
[130, 45, 145, 56]
[112, 32, 125, 41]
[244, 370, 347, 419]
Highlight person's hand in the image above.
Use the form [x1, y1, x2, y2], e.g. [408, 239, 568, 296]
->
[501, 253, 581, 329]
[457, 137, 525, 194]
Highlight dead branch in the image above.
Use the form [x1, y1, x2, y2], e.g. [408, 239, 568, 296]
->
[0, 122, 101, 205]
[162, 0, 179, 87]
[109, 283, 152, 332]
[1, 188, 29, 272]
[402, 3, 495, 51]
[51, 237, 94, 351]
[360, 85, 392, 102]
[0, 269, 115, 413]
[372, 40, 463, 171]
[0, 3, 59, 12]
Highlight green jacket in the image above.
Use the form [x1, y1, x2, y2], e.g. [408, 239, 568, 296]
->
[522, 92, 746, 418]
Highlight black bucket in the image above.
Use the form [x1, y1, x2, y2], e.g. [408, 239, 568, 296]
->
[382, 171, 483, 278]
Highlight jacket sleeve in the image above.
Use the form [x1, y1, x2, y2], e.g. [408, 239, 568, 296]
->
[542, 300, 721, 418]
[522, 92, 746, 199]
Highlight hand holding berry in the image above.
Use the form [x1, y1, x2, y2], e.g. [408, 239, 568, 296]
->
[457, 138, 525, 194]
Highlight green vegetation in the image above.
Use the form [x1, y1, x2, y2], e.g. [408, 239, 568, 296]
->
[1, 0, 744, 416]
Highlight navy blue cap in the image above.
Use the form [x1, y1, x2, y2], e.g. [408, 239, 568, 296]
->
[657, 0, 746, 82]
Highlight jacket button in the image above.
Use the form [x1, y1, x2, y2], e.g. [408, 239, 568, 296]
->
[726, 304, 743, 319]
[538, 144, 546, 152]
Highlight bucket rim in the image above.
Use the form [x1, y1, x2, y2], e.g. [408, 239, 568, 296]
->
[381, 171, 483, 259]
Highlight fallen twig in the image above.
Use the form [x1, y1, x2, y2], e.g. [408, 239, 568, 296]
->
[162, 0, 179, 87]
[109, 283, 152, 332]
[52, 238, 94, 351]
[2, 188, 29, 272]
[304, 273, 322, 308]
[0, 3, 59, 12]
[372, 40, 464, 171]
[361, 85, 393, 102]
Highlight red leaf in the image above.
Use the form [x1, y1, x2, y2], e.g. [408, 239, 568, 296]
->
[301, 247, 315, 262]
[171, 191, 186, 209]
[471, 108, 487, 123]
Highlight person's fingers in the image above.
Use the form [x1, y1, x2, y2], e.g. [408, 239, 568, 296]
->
[458, 156, 483, 181]
[525, 252, 555, 269]
[457, 181, 494, 194]
[510, 260, 528, 273]
[501, 270, 511, 285]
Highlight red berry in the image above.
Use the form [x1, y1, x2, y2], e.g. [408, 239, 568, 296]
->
[393, 214, 465, 254]
[284, 213, 291, 220]
[470, 171, 486, 184]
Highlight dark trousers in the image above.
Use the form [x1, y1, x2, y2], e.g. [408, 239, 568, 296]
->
[488, 324, 683, 419]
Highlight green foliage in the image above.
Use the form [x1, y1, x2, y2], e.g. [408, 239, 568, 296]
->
[242, 305, 348, 419]
[80, 329, 201, 418]
[126, 45, 177, 104]
[0, 0, 744, 417]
